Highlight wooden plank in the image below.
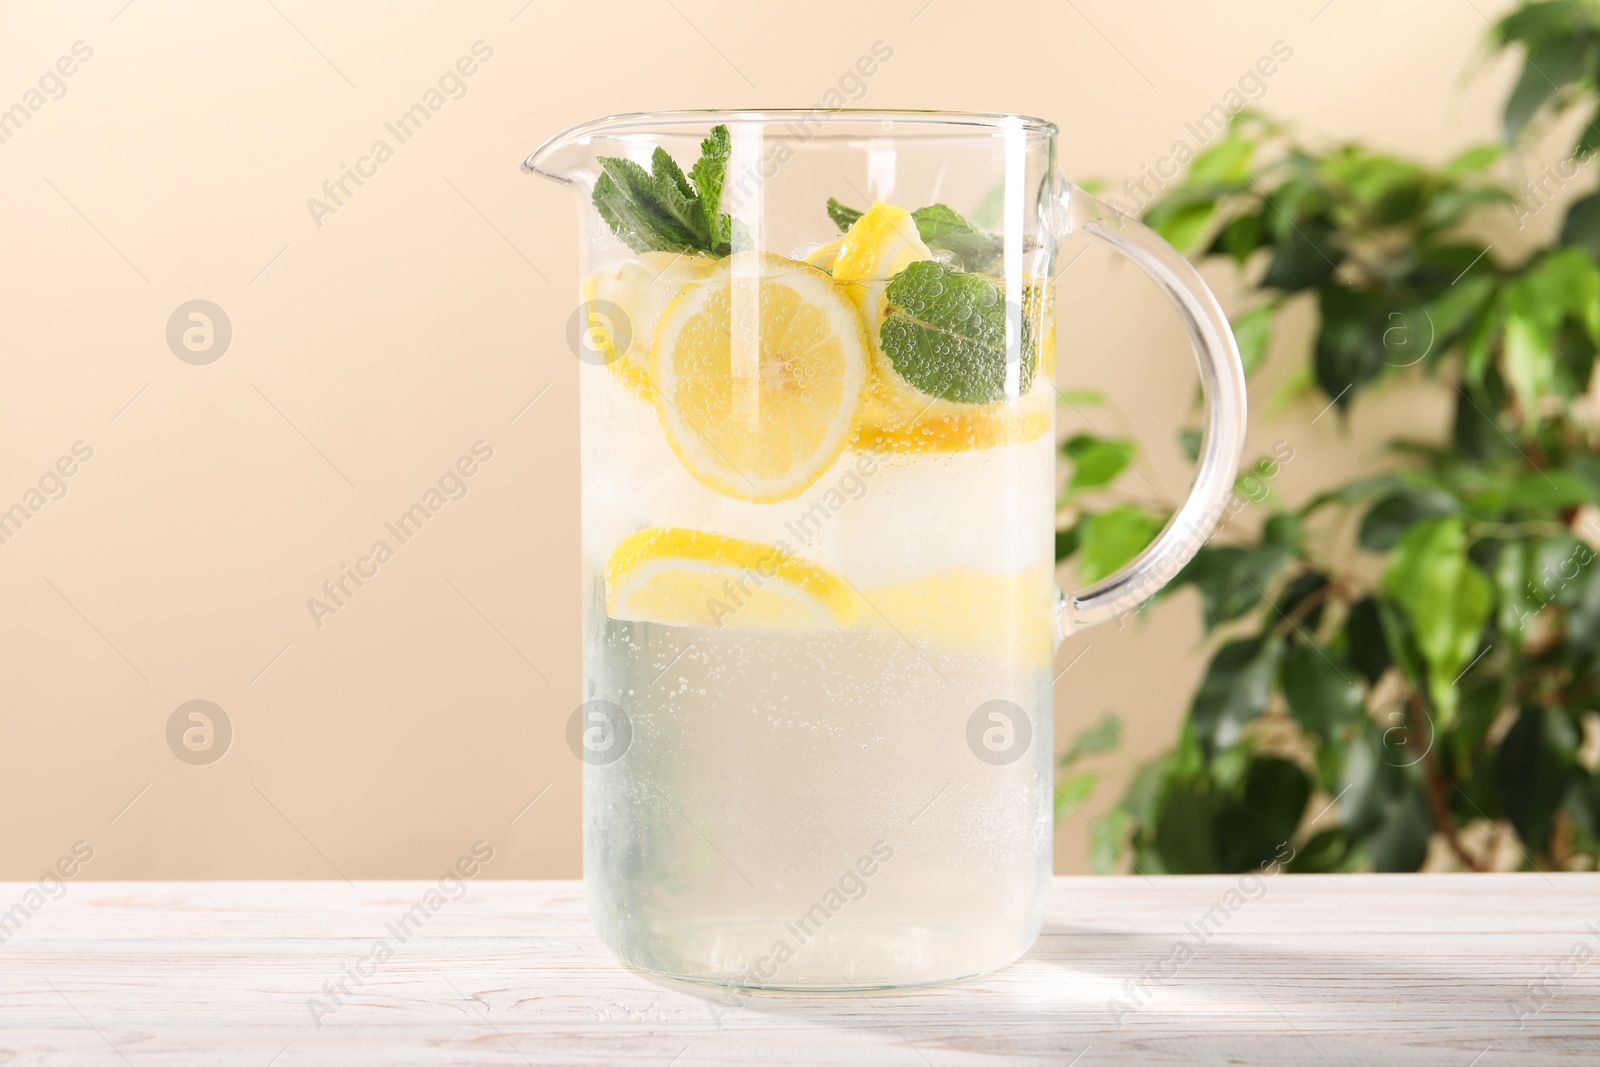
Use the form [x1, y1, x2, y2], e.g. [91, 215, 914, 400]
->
[1, 875, 1597, 1065]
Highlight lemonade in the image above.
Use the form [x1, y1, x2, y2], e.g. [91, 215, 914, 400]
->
[575, 126, 1058, 989]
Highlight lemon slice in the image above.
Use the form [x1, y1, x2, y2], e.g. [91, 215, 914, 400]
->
[831, 202, 932, 337]
[803, 238, 845, 271]
[853, 391, 1052, 453]
[581, 252, 714, 397]
[853, 312, 1055, 453]
[866, 565, 1056, 669]
[833, 203, 1055, 449]
[650, 251, 870, 502]
[607, 527, 861, 631]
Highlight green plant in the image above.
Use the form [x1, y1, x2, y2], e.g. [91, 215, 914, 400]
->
[1057, 0, 1600, 873]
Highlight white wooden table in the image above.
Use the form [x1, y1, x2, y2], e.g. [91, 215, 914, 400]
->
[3, 875, 1597, 1065]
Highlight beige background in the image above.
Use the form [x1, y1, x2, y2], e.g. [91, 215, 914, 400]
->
[0, 0, 1563, 880]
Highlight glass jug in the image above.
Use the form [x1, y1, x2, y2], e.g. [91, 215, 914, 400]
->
[526, 110, 1245, 991]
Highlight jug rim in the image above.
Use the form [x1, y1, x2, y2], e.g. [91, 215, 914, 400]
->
[543, 108, 1055, 134]
[524, 109, 1056, 176]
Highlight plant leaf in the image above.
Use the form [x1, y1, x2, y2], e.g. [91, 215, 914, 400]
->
[1380, 517, 1493, 725]
[1077, 505, 1165, 583]
[1189, 137, 1256, 184]
[1176, 516, 1299, 632]
[1053, 770, 1099, 820]
[1314, 286, 1386, 405]
[1289, 828, 1354, 872]
[1233, 303, 1276, 377]
[1153, 778, 1221, 873]
[1280, 643, 1363, 736]
[1276, 570, 1332, 634]
[1056, 388, 1107, 407]
[1497, 704, 1580, 856]
[1344, 596, 1393, 685]
[1061, 434, 1135, 496]
[1055, 523, 1082, 563]
[1062, 712, 1121, 766]
[1561, 192, 1600, 254]
[1358, 486, 1459, 551]
[1089, 808, 1131, 874]
[1209, 211, 1267, 265]
[1442, 143, 1502, 177]
[1146, 194, 1218, 252]
[1190, 634, 1282, 753]
[1338, 722, 1432, 872]
[1263, 216, 1340, 292]
[1503, 36, 1596, 143]
[1214, 757, 1310, 871]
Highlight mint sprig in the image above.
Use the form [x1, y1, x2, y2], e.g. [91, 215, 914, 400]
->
[879, 260, 1037, 404]
[826, 197, 863, 232]
[593, 125, 744, 255]
[688, 125, 734, 251]
[907, 203, 1004, 274]
[827, 198, 1004, 273]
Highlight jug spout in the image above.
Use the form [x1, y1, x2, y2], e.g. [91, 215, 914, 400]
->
[524, 113, 667, 186]
[523, 121, 593, 186]
[524, 112, 751, 187]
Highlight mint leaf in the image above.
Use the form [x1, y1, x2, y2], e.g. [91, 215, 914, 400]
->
[827, 197, 863, 232]
[652, 146, 694, 199]
[593, 157, 702, 255]
[689, 125, 732, 249]
[593, 124, 741, 255]
[911, 203, 1003, 272]
[649, 146, 709, 245]
[828, 199, 1003, 271]
[880, 260, 1035, 404]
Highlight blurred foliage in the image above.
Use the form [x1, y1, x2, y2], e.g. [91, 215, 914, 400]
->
[1056, 0, 1600, 874]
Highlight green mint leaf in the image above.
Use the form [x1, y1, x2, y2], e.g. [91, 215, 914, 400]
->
[880, 260, 1035, 404]
[911, 203, 1003, 273]
[652, 146, 694, 200]
[592, 157, 702, 255]
[649, 146, 709, 245]
[827, 199, 1003, 271]
[689, 125, 733, 250]
[725, 216, 753, 256]
[592, 125, 740, 255]
[827, 198, 864, 232]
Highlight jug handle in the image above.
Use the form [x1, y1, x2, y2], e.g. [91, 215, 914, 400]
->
[1053, 182, 1248, 638]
